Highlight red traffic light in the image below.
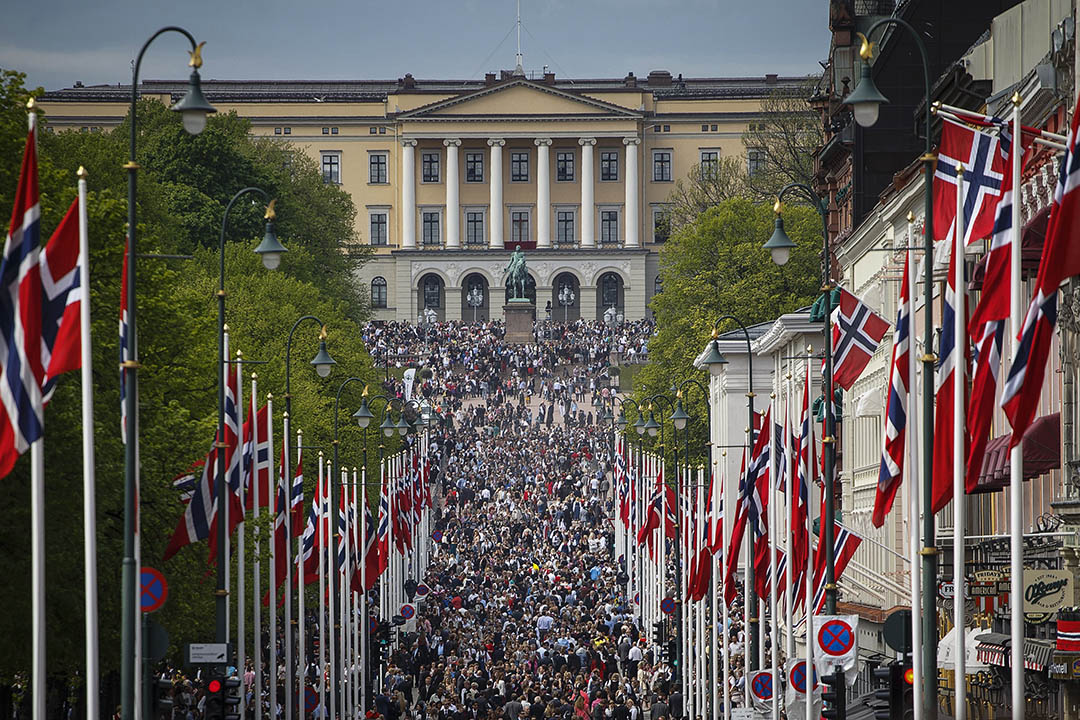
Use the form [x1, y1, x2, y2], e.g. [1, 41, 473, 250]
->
[208, 679, 222, 693]
[903, 668, 915, 685]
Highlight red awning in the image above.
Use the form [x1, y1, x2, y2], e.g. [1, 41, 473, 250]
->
[970, 412, 1060, 493]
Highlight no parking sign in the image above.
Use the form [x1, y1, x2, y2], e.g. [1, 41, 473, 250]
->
[749, 670, 773, 711]
[813, 615, 859, 674]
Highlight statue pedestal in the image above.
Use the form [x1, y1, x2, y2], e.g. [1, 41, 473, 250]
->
[503, 301, 535, 344]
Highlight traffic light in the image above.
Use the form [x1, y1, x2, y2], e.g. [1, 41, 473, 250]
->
[221, 675, 242, 720]
[871, 663, 900, 720]
[205, 676, 225, 720]
[652, 620, 664, 646]
[150, 677, 174, 719]
[821, 671, 846, 720]
[901, 663, 915, 720]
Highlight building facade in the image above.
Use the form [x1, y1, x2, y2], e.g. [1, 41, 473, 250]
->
[40, 69, 803, 322]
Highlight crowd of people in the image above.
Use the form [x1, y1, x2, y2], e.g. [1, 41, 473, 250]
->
[150, 318, 757, 720]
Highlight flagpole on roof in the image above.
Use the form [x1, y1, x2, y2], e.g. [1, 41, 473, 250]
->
[76, 164, 100, 720]
[953, 164, 968, 720]
[1008, 91, 1025, 720]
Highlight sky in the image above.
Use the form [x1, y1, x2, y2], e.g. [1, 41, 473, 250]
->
[2, 0, 829, 91]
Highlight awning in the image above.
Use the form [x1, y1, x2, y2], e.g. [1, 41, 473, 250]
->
[976, 632, 1009, 667]
[970, 412, 1060, 494]
[1024, 639, 1054, 672]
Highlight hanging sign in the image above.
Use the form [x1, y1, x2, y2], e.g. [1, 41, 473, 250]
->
[1024, 569, 1073, 623]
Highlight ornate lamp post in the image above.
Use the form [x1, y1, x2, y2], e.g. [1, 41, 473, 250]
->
[467, 285, 484, 323]
[121, 29, 215, 720]
[558, 284, 576, 324]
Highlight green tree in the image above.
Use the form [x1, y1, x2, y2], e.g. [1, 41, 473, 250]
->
[741, 79, 823, 202]
[664, 157, 747, 232]
[633, 198, 823, 461]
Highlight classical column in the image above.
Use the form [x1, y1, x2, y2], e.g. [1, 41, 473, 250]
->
[623, 137, 641, 248]
[444, 139, 461, 250]
[579, 138, 596, 248]
[401, 139, 417, 249]
[535, 138, 552, 249]
[488, 139, 505, 249]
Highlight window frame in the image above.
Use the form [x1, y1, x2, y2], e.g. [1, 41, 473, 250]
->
[699, 149, 720, 177]
[421, 150, 442, 184]
[510, 207, 531, 245]
[510, 151, 530, 183]
[370, 276, 388, 308]
[464, 207, 487, 246]
[556, 150, 576, 183]
[555, 207, 577, 247]
[421, 209, 442, 246]
[368, 208, 389, 247]
[651, 206, 671, 243]
[599, 208, 620, 245]
[368, 151, 389, 185]
[600, 149, 620, 182]
[321, 151, 341, 185]
[747, 148, 766, 177]
[652, 149, 672, 183]
[465, 152, 485, 183]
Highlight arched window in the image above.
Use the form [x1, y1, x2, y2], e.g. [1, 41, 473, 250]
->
[601, 272, 621, 309]
[371, 276, 387, 308]
[423, 275, 442, 308]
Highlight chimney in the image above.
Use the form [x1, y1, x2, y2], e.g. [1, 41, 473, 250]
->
[765, 73, 778, 84]
[624, 72, 637, 88]
[543, 72, 556, 85]
[485, 73, 497, 86]
[501, 69, 514, 81]
[402, 73, 416, 89]
[646, 70, 672, 87]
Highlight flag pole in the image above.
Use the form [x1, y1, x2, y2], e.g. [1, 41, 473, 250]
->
[1008, 91, 1024, 720]
[327, 457, 337, 720]
[953, 165, 967, 720]
[75, 165, 100, 720]
[906, 215, 924, 720]
[360, 465, 368, 712]
[804, 358, 813, 720]
[283, 415, 293, 720]
[268, 399, 278, 720]
[294, 426, 304, 720]
[235, 349, 246, 715]
[784, 368, 794, 663]
[769, 397, 779, 720]
[252, 373, 262, 720]
[317, 451, 326, 718]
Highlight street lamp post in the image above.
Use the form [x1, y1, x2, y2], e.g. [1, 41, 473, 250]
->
[467, 285, 484, 323]
[215, 187, 287, 646]
[121, 28, 215, 720]
[282, 315, 335, 720]
[700, 315, 757, 671]
[842, 22, 938, 716]
[558, 284, 575, 324]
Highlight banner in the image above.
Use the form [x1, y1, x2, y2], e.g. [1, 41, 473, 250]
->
[403, 367, 416, 401]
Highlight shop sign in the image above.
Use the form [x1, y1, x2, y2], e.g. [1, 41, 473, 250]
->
[1049, 661, 1071, 679]
[1023, 569, 1073, 624]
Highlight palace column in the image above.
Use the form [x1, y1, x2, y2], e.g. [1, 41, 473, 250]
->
[536, 138, 552, 249]
[444, 138, 461, 249]
[488, 138, 505, 249]
[579, 138, 596, 248]
[401, 139, 417, 249]
[623, 137, 640, 248]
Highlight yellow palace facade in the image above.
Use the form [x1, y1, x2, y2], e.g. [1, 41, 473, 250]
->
[41, 69, 801, 322]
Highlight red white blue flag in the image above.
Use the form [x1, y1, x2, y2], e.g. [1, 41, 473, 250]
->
[933, 117, 1008, 246]
[872, 253, 910, 527]
[830, 286, 889, 391]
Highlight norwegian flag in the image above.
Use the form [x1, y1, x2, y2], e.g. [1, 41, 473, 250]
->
[688, 473, 714, 602]
[791, 364, 813, 601]
[300, 459, 330, 584]
[967, 320, 1004, 493]
[931, 247, 968, 514]
[1002, 91, 1080, 447]
[290, 446, 304, 537]
[636, 466, 663, 546]
[207, 350, 244, 561]
[831, 286, 890, 391]
[1057, 618, 1080, 652]
[663, 480, 678, 540]
[759, 549, 787, 601]
[0, 113, 44, 476]
[393, 459, 413, 554]
[163, 446, 217, 561]
[358, 480, 381, 591]
[39, 199, 82, 401]
[265, 447, 289, 606]
[615, 436, 630, 527]
[411, 451, 423, 524]
[804, 524, 863, 616]
[172, 463, 203, 505]
[375, 464, 390, 576]
[872, 253, 911, 528]
[336, 483, 350, 571]
[242, 400, 271, 510]
[933, 117, 1008, 246]
[723, 411, 767, 606]
[119, 241, 129, 445]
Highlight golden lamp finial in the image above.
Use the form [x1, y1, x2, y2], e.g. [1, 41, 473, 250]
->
[856, 32, 875, 61]
[188, 41, 206, 69]
[264, 198, 277, 220]
[772, 198, 782, 215]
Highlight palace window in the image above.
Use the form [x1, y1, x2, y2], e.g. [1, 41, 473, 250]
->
[653, 151, 671, 182]
[601, 150, 619, 181]
[556, 210, 575, 245]
[700, 150, 719, 177]
[601, 273, 620, 308]
[371, 277, 387, 308]
[748, 148, 767, 177]
[511, 210, 530, 244]
[422, 211, 441, 246]
[466, 211, 485, 245]
[600, 210, 619, 244]
[321, 153, 341, 184]
[653, 208, 671, 243]
[423, 276, 442, 308]
[422, 152, 440, 183]
[511, 152, 529, 182]
[369, 152, 388, 184]
[466, 153, 484, 183]
[556, 151, 575, 182]
[369, 212, 388, 246]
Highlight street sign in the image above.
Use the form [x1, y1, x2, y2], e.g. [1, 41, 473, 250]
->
[187, 643, 230, 664]
[788, 660, 815, 694]
[883, 609, 912, 654]
[750, 670, 773, 702]
[369, 617, 379, 633]
[660, 597, 676, 615]
[305, 687, 318, 712]
[400, 603, 416, 620]
[415, 583, 430, 597]
[818, 618, 855, 657]
[431, 530, 444, 542]
[634, 592, 640, 605]
[140, 567, 168, 613]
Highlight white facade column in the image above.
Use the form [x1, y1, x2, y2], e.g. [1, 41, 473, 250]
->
[444, 138, 461, 249]
[401, 139, 417, 249]
[579, 138, 596, 248]
[488, 138, 505, 249]
[535, 138, 552, 248]
[623, 137, 640, 248]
